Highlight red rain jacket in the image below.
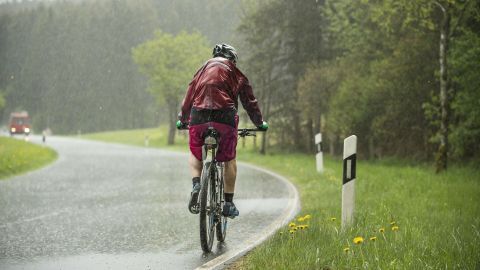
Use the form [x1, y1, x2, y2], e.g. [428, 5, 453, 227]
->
[179, 57, 263, 126]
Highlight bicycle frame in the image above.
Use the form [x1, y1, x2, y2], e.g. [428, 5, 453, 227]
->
[179, 125, 265, 252]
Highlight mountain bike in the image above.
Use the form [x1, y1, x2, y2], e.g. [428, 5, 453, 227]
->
[180, 125, 264, 253]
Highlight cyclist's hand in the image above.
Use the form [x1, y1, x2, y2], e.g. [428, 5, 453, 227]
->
[176, 120, 188, 130]
[258, 121, 269, 131]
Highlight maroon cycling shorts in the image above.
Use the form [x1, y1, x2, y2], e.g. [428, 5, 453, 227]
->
[189, 117, 238, 162]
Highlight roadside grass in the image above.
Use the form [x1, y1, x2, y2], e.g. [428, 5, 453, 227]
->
[81, 127, 188, 151]
[235, 153, 480, 269]
[0, 136, 58, 179]
[84, 127, 480, 269]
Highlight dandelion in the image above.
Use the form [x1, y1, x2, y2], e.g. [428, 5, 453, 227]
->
[390, 221, 396, 226]
[353, 237, 364, 244]
[289, 222, 296, 228]
[303, 214, 312, 220]
[297, 217, 305, 222]
[297, 225, 305, 230]
[330, 217, 336, 221]
[343, 247, 350, 253]
[304, 225, 309, 229]
[392, 226, 399, 231]
[289, 229, 295, 234]
[379, 228, 385, 233]
[369, 236, 377, 241]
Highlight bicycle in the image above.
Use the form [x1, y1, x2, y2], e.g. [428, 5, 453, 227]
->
[179, 125, 265, 253]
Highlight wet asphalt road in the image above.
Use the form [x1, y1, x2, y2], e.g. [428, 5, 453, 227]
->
[0, 135, 294, 269]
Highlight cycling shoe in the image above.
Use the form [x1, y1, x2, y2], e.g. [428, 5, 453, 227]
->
[222, 202, 239, 218]
[188, 182, 201, 214]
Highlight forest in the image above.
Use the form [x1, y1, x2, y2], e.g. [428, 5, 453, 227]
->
[0, 0, 241, 133]
[0, 0, 479, 169]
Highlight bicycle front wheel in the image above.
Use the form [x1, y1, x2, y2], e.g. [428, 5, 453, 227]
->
[199, 162, 216, 252]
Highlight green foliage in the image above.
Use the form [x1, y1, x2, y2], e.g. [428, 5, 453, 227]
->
[238, 0, 326, 152]
[132, 30, 210, 107]
[0, 0, 241, 134]
[450, 27, 480, 159]
[238, 0, 480, 161]
[152, 0, 242, 43]
[0, 0, 160, 133]
[0, 137, 57, 179]
[132, 30, 210, 144]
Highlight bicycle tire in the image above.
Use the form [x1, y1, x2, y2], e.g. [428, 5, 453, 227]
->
[216, 164, 227, 242]
[199, 162, 215, 252]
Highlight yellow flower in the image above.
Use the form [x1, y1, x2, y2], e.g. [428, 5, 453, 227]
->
[392, 226, 399, 231]
[343, 247, 350, 253]
[303, 214, 312, 220]
[330, 217, 336, 221]
[369, 236, 377, 241]
[297, 217, 305, 222]
[390, 221, 396, 226]
[297, 225, 305, 230]
[289, 222, 296, 228]
[304, 225, 309, 229]
[289, 229, 295, 234]
[379, 228, 385, 233]
[353, 236, 364, 244]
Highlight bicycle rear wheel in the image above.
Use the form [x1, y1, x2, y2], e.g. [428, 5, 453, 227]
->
[216, 165, 227, 242]
[199, 162, 216, 252]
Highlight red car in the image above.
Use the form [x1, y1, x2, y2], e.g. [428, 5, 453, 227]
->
[9, 111, 31, 136]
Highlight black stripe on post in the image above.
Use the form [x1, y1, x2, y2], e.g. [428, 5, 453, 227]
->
[343, 154, 356, 184]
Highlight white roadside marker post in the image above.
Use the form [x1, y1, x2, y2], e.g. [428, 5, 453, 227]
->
[315, 133, 324, 173]
[342, 135, 357, 228]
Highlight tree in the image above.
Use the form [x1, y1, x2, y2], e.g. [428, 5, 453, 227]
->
[132, 30, 210, 144]
[238, 0, 327, 153]
[430, 0, 473, 172]
[0, 0, 159, 133]
[297, 61, 343, 153]
[449, 2, 480, 160]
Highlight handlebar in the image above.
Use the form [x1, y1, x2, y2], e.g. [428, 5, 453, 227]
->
[177, 125, 266, 137]
[237, 128, 266, 137]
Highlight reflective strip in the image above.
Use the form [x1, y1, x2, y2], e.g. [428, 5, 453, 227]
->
[342, 154, 356, 184]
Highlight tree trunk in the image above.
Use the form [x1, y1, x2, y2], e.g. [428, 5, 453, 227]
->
[167, 99, 178, 145]
[368, 136, 375, 160]
[329, 133, 336, 156]
[436, 5, 450, 173]
[260, 84, 273, 155]
[307, 118, 315, 153]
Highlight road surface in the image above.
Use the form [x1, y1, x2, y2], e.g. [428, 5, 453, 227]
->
[0, 135, 299, 269]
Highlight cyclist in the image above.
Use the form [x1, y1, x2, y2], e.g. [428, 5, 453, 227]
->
[177, 43, 268, 218]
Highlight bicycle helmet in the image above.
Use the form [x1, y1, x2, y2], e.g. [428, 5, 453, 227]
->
[212, 43, 238, 63]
